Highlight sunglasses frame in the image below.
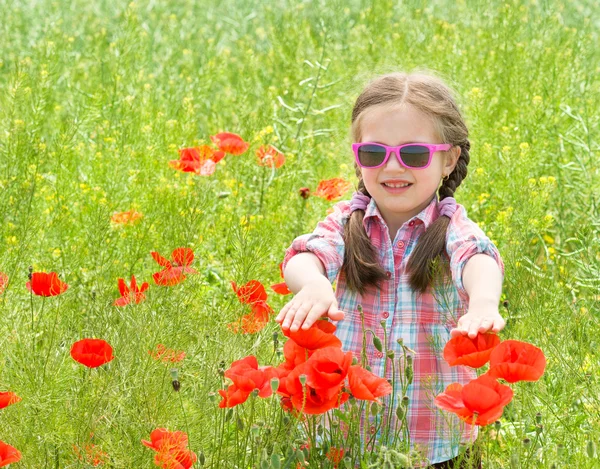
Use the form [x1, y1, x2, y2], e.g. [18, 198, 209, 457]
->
[352, 142, 452, 169]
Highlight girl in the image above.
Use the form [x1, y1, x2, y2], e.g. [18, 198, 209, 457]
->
[275, 71, 505, 468]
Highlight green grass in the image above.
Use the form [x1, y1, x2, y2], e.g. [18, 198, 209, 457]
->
[0, 0, 599, 467]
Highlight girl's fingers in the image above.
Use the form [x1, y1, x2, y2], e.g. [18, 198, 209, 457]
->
[276, 302, 292, 322]
[289, 304, 312, 332]
[492, 317, 506, 332]
[281, 303, 300, 330]
[478, 319, 493, 332]
[301, 304, 328, 330]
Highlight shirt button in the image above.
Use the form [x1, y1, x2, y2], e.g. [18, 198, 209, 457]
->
[397, 241, 405, 248]
[382, 311, 389, 319]
[376, 351, 384, 358]
[385, 271, 392, 279]
[409, 220, 415, 226]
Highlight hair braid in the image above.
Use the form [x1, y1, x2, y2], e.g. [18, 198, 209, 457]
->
[439, 140, 470, 200]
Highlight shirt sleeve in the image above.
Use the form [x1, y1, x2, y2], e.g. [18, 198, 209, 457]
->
[446, 204, 505, 303]
[281, 201, 350, 283]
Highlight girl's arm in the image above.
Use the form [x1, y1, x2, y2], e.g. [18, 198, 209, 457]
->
[275, 253, 345, 332]
[450, 253, 505, 338]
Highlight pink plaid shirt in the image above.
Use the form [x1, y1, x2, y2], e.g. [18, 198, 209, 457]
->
[282, 195, 505, 465]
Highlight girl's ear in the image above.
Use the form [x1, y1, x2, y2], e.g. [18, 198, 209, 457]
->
[444, 146, 461, 175]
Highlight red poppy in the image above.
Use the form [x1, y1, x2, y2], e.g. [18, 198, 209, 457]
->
[151, 248, 198, 286]
[142, 428, 189, 453]
[0, 392, 21, 409]
[0, 272, 8, 295]
[231, 280, 268, 304]
[73, 442, 108, 467]
[282, 320, 342, 350]
[434, 374, 513, 426]
[114, 275, 149, 306]
[70, 339, 114, 368]
[314, 178, 352, 201]
[271, 263, 292, 295]
[347, 365, 393, 402]
[149, 344, 185, 363]
[278, 361, 349, 415]
[256, 145, 285, 168]
[210, 132, 249, 155]
[443, 333, 500, 368]
[227, 301, 273, 334]
[169, 146, 224, 176]
[281, 338, 312, 370]
[26, 271, 69, 297]
[0, 440, 21, 466]
[326, 447, 345, 468]
[219, 356, 279, 408]
[304, 347, 353, 390]
[111, 210, 143, 225]
[487, 340, 546, 383]
[154, 446, 197, 469]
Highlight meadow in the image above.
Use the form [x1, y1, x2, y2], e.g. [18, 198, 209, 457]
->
[0, 0, 599, 467]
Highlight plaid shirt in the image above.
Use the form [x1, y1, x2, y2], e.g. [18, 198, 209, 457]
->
[282, 195, 505, 465]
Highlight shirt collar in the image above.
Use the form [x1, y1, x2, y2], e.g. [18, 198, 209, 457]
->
[362, 194, 440, 230]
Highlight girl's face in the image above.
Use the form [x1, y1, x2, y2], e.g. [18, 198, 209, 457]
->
[358, 104, 460, 231]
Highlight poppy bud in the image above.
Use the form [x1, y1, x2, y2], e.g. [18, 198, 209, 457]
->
[271, 453, 281, 469]
[535, 425, 543, 435]
[371, 402, 379, 416]
[260, 460, 269, 469]
[373, 336, 383, 352]
[331, 419, 339, 428]
[251, 425, 260, 437]
[535, 412, 542, 424]
[494, 420, 501, 431]
[225, 408, 233, 422]
[283, 416, 291, 426]
[172, 380, 181, 391]
[317, 424, 323, 436]
[199, 451, 206, 466]
[299, 187, 310, 199]
[28, 266, 33, 280]
[236, 416, 244, 431]
[343, 457, 352, 469]
[386, 349, 395, 359]
[352, 357, 358, 365]
[299, 374, 307, 386]
[523, 438, 531, 447]
[395, 406, 405, 420]
[270, 377, 280, 393]
[208, 392, 217, 403]
[273, 332, 279, 346]
[405, 356, 413, 384]
[251, 389, 260, 397]
[380, 320, 387, 329]
[170, 369, 180, 391]
[91, 289, 96, 301]
[365, 365, 371, 372]
[296, 449, 305, 463]
[396, 338, 404, 346]
[402, 396, 409, 407]
[587, 440, 597, 458]
[321, 439, 329, 453]
[503, 300, 509, 308]
[557, 444, 565, 457]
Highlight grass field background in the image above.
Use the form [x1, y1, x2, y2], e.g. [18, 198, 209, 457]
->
[0, 0, 599, 467]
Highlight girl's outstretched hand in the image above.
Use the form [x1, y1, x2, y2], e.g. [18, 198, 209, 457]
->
[275, 276, 345, 332]
[450, 305, 506, 339]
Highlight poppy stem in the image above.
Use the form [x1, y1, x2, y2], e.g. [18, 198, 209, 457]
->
[258, 165, 267, 213]
[41, 297, 61, 385]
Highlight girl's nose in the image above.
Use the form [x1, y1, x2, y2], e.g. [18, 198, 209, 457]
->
[385, 149, 406, 171]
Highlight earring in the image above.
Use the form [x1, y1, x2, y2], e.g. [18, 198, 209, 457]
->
[442, 175, 449, 181]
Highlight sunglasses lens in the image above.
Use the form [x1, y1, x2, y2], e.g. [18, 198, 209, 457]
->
[357, 144, 387, 167]
[400, 145, 430, 168]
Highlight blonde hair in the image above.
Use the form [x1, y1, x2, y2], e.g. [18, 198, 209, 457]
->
[341, 71, 471, 295]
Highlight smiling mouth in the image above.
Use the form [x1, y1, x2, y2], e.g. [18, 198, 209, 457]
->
[382, 182, 412, 188]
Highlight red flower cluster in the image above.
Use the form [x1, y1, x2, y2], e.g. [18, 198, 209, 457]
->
[111, 210, 143, 225]
[256, 144, 285, 169]
[114, 275, 149, 306]
[152, 248, 198, 286]
[73, 441, 108, 467]
[0, 440, 21, 467]
[71, 338, 115, 368]
[435, 334, 546, 426]
[228, 280, 273, 334]
[218, 356, 278, 408]
[0, 392, 21, 410]
[0, 272, 8, 295]
[313, 178, 352, 201]
[149, 344, 186, 363]
[142, 428, 196, 469]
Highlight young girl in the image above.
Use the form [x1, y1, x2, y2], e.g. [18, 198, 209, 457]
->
[275, 71, 505, 468]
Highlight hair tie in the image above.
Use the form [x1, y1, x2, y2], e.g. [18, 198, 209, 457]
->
[350, 192, 370, 213]
[438, 197, 457, 218]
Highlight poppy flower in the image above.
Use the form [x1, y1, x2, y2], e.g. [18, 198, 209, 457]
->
[304, 347, 353, 390]
[0, 440, 21, 466]
[111, 210, 143, 225]
[70, 339, 114, 368]
[326, 447, 345, 468]
[271, 263, 292, 295]
[218, 356, 279, 408]
[231, 280, 268, 304]
[443, 333, 501, 368]
[73, 442, 108, 467]
[26, 271, 69, 297]
[114, 275, 149, 306]
[278, 361, 349, 415]
[0, 272, 8, 295]
[149, 344, 185, 363]
[256, 145, 285, 168]
[299, 187, 310, 199]
[210, 132, 249, 155]
[151, 248, 198, 286]
[227, 301, 273, 334]
[154, 446, 197, 469]
[169, 146, 224, 176]
[142, 428, 189, 453]
[487, 340, 546, 383]
[282, 319, 342, 351]
[347, 365, 393, 402]
[0, 392, 21, 409]
[434, 374, 513, 426]
[314, 178, 352, 201]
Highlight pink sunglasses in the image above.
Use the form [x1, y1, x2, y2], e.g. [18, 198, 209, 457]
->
[352, 142, 452, 169]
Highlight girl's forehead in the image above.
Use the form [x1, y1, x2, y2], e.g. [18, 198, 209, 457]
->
[360, 104, 440, 144]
